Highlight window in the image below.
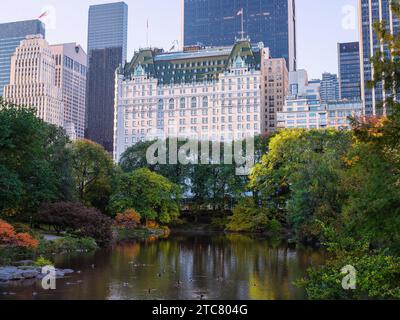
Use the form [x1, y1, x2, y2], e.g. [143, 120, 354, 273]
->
[169, 98, 175, 110]
[203, 96, 208, 108]
[180, 98, 185, 109]
[157, 99, 164, 111]
[191, 97, 197, 109]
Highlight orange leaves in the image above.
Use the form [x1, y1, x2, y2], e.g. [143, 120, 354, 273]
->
[0, 220, 38, 249]
[115, 209, 141, 228]
[353, 116, 388, 142]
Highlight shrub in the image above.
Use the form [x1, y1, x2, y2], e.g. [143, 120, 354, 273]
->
[115, 209, 141, 228]
[34, 256, 54, 267]
[0, 219, 38, 249]
[37, 236, 98, 255]
[37, 202, 112, 246]
[226, 199, 270, 233]
[145, 220, 159, 229]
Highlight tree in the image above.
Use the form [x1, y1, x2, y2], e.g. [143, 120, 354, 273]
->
[71, 140, 115, 213]
[0, 100, 74, 222]
[37, 202, 112, 246]
[109, 168, 181, 224]
[250, 129, 353, 240]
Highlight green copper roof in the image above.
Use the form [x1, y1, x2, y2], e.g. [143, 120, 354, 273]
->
[121, 40, 263, 84]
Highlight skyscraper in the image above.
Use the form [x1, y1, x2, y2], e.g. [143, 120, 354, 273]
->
[320, 72, 340, 103]
[0, 20, 45, 96]
[182, 0, 297, 71]
[4, 35, 63, 127]
[338, 42, 361, 101]
[51, 43, 87, 140]
[359, 0, 400, 115]
[86, 2, 128, 152]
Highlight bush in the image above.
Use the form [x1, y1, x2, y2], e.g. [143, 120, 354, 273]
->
[34, 256, 53, 267]
[226, 199, 270, 233]
[115, 209, 141, 228]
[0, 219, 38, 249]
[37, 202, 112, 246]
[298, 249, 400, 300]
[38, 236, 98, 256]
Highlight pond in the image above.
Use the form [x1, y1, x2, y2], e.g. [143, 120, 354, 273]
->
[0, 233, 324, 300]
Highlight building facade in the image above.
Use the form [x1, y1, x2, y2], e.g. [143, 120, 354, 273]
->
[86, 2, 128, 152]
[182, 0, 297, 71]
[261, 53, 288, 133]
[0, 20, 45, 96]
[114, 41, 265, 162]
[338, 42, 361, 101]
[320, 72, 340, 103]
[87, 1, 128, 62]
[277, 99, 362, 130]
[359, 0, 400, 115]
[4, 35, 63, 127]
[51, 43, 87, 139]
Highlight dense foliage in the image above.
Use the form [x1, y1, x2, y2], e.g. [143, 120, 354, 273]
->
[0, 100, 74, 222]
[37, 202, 112, 246]
[109, 168, 181, 224]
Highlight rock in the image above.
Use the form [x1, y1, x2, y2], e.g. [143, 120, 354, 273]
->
[55, 270, 65, 278]
[0, 273, 13, 282]
[62, 269, 74, 274]
[21, 270, 39, 279]
[14, 260, 35, 266]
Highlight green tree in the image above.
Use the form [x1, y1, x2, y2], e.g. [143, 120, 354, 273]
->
[0, 100, 74, 221]
[109, 168, 181, 224]
[71, 139, 115, 213]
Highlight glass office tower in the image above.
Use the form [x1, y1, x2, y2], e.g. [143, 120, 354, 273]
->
[359, 0, 400, 115]
[338, 42, 361, 101]
[0, 20, 45, 96]
[86, 2, 128, 153]
[182, 0, 297, 71]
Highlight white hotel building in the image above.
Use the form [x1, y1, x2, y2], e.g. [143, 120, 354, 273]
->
[113, 40, 277, 162]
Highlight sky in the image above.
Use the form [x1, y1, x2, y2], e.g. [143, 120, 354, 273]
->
[0, 0, 358, 79]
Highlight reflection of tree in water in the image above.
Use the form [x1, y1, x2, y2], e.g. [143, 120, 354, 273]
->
[0, 235, 324, 300]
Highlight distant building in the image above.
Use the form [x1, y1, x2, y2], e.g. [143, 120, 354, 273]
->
[359, 0, 400, 115]
[0, 20, 45, 96]
[86, 2, 128, 152]
[4, 35, 63, 127]
[320, 72, 339, 103]
[261, 52, 288, 133]
[338, 42, 361, 101]
[277, 99, 362, 130]
[278, 69, 361, 130]
[289, 70, 308, 96]
[114, 40, 267, 162]
[182, 0, 297, 71]
[51, 43, 87, 140]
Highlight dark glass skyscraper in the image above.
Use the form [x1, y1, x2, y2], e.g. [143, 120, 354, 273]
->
[359, 0, 400, 115]
[0, 20, 45, 96]
[183, 0, 296, 71]
[86, 2, 128, 153]
[338, 42, 361, 101]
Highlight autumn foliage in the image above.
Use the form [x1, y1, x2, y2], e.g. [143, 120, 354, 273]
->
[0, 220, 38, 249]
[115, 209, 141, 228]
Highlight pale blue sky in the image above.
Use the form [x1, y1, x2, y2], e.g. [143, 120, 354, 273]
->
[0, 0, 358, 79]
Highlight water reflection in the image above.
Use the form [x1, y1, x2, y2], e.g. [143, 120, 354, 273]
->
[0, 233, 324, 300]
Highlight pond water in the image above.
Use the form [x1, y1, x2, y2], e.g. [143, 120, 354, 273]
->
[0, 233, 324, 300]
